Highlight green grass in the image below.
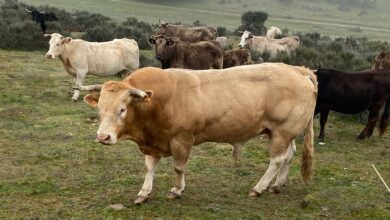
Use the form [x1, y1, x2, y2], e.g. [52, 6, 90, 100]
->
[21, 0, 390, 41]
[0, 49, 389, 219]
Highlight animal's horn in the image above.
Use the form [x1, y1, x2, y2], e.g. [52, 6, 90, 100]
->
[40, 10, 45, 14]
[129, 88, 147, 98]
[25, 8, 32, 13]
[74, 85, 102, 91]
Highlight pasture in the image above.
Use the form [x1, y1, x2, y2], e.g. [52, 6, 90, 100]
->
[22, 0, 390, 41]
[0, 49, 389, 219]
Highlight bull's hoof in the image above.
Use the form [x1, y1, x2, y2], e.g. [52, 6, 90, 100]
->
[269, 185, 283, 194]
[249, 189, 262, 197]
[71, 98, 78, 102]
[134, 196, 148, 204]
[166, 191, 181, 199]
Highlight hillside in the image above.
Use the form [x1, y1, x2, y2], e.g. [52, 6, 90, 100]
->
[21, 0, 390, 41]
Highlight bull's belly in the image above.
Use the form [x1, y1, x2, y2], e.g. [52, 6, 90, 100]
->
[193, 121, 265, 145]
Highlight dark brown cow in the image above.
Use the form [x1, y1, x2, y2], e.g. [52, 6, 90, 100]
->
[315, 68, 390, 141]
[372, 52, 390, 70]
[148, 35, 223, 69]
[223, 48, 252, 68]
[154, 21, 217, 42]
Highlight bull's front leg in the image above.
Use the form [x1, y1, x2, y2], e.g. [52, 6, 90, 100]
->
[72, 72, 86, 101]
[135, 155, 160, 204]
[167, 135, 193, 199]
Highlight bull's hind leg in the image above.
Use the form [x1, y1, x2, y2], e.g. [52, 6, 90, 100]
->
[269, 140, 296, 194]
[358, 101, 385, 139]
[250, 134, 291, 197]
[135, 155, 160, 204]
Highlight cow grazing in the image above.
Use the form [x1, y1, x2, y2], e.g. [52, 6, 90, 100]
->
[44, 33, 139, 101]
[82, 63, 317, 204]
[223, 48, 252, 68]
[25, 8, 58, 33]
[315, 68, 390, 141]
[266, 26, 282, 39]
[239, 31, 300, 59]
[372, 52, 390, 70]
[154, 21, 217, 42]
[216, 36, 227, 48]
[148, 35, 223, 69]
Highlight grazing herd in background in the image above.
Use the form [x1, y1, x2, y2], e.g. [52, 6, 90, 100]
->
[36, 11, 390, 203]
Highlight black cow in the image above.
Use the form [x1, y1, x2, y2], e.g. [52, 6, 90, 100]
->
[25, 8, 58, 33]
[315, 68, 390, 141]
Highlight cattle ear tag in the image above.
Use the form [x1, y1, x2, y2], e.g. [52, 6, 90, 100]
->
[84, 94, 99, 108]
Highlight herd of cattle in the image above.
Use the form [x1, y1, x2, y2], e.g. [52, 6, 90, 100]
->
[42, 20, 390, 204]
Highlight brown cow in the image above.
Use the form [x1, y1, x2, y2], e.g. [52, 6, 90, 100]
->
[372, 52, 390, 70]
[154, 21, 217, 42]
[83, 63, 317, 204]
[223, 48, 252, 68]
[148, 35, 223, 69]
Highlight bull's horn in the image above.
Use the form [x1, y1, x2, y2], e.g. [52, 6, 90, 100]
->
[25, 8, 32, 13]
[74, 85, 102, 91]
[43, 33, 52, 37]
[40, 10, 45, 14]
[129, 88, 148, 98]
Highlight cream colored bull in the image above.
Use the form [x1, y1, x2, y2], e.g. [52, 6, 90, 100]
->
[44, 33, 139, 101]
[83, 63, 317, 204]
[239, 31, 300, 58]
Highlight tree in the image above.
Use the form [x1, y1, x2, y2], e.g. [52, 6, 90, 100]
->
[235, 11, 268, 36]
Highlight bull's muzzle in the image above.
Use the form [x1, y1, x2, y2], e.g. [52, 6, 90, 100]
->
[46, 54, 54, 59]
[96, 133, 112, 145]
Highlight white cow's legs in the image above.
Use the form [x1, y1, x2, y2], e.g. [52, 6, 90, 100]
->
[72, 73, 86, 101]
[135, 155, 160, 204]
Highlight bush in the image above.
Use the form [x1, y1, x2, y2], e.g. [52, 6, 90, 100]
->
[260, 32, 390, 71]
[235, 11, 268, 35]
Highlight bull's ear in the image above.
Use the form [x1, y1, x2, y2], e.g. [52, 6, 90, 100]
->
[43, 34, 51, 38]
[84, 94, 99, 108]
[167, 38, 175, 47]
[148, 37, 156, 45]
[62, 37, 72, 44]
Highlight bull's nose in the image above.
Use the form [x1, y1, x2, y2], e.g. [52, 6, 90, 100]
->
[96, 133, 111, 143]
[238, 45, 243, 49]
[46, 54, 53, 59]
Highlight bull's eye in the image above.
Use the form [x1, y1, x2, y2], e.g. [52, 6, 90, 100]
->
[56, 44, 60, 46]
[119, 107, 126, 116]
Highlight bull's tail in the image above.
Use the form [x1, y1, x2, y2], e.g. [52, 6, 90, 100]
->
[301, 115, 314, 184]
[379, 96, 390, 136]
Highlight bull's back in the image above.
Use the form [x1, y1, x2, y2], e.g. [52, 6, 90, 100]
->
[165, 63, 316, 143]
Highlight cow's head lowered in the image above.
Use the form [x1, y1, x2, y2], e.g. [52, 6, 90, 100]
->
[44, 33, 72, 59]
[84, 81, 153, 145]
[238, 31, 253, 49]
[148, 35, 176, 61]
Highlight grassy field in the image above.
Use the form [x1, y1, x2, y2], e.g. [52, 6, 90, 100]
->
[21, 0, 390, 41]
[0, 49, 389, 219]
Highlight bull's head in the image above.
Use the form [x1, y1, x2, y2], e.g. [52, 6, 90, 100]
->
[84, 81, 153, 145]
[148, 35, 175, 61]
[44, 33, 72, 59]
[238, 31, 253, 49]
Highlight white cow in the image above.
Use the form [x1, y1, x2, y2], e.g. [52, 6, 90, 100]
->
[239, 31, 300, 59]
[266, 26, 282, 38]
[44, 33, 139, 100]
